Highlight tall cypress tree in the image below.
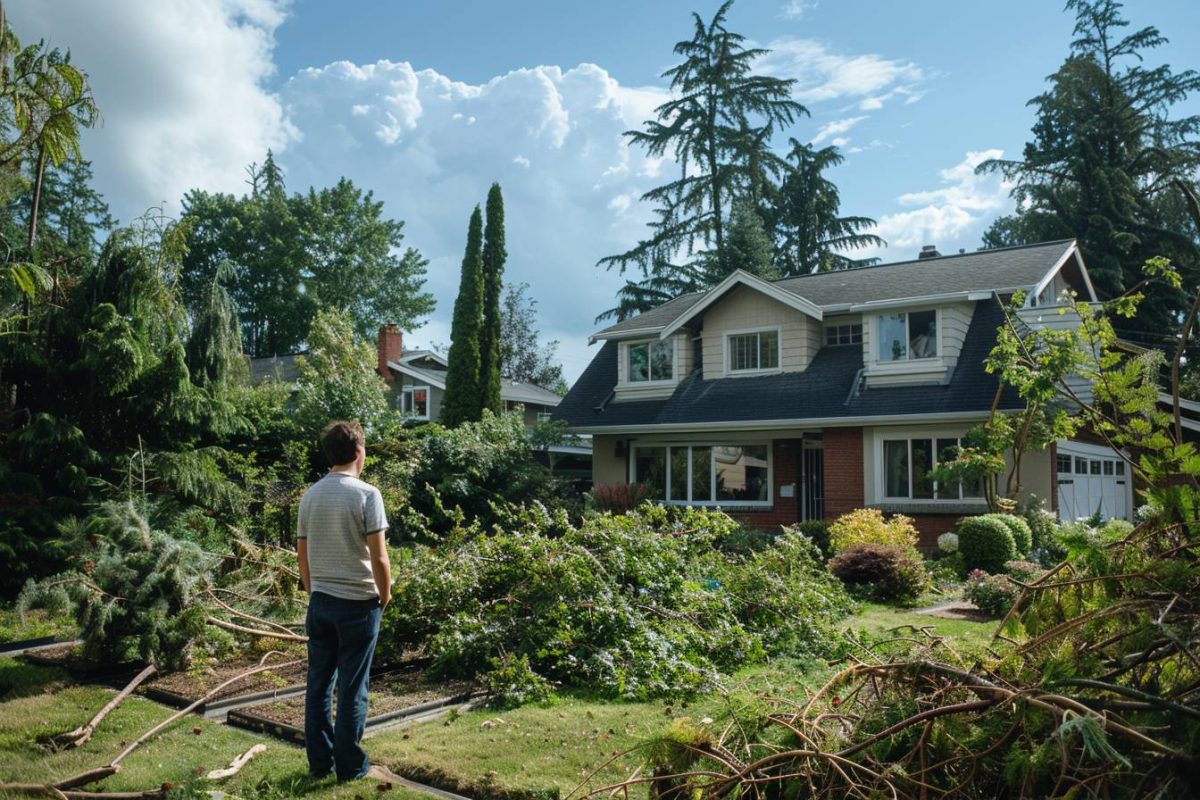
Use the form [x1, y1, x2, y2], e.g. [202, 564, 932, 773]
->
[479, 183, 506, 414]
[441, 206, 485, 427]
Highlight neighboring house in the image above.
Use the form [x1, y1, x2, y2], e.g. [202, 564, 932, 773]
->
[374, 324, 564, 426]
[554, 239, 1139, 547]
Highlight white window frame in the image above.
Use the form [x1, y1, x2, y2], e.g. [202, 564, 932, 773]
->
[875, 431, 985, 503]
[400, 384, 431, 419]
[723, 326, 782, 376]
[874, 308, 941, 364]
[825, 323, 863, 346]
[630, 441, 773, 507]
[625, 338, 676, 385]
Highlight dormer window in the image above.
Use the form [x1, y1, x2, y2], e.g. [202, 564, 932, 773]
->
[727, 329, 780, 373]
[877, 310, 938, 362]
[629, 340, 674, 383]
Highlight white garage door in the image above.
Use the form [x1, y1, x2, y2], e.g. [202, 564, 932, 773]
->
[1055, 441, 1132, 522]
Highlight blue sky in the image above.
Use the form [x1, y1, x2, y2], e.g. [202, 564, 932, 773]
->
[10, 0, 1200, 381]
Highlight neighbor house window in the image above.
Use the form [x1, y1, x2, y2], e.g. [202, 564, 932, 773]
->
[877, 310, 938, 362]
[633, 443, 770, 505]
[400, 385, 430, 419]
[825, 323, 863, 346]
[628, 340, 674, 382]
[882, 436, 981, 500]
[728, 330, 779, 372]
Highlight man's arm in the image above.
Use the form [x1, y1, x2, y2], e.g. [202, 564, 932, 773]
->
[297, 537, 312, 593]
[366, 531, 392, 610]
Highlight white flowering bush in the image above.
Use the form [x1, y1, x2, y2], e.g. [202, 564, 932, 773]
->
[937, 532, 959, 552]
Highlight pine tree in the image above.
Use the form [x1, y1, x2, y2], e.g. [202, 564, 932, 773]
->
[774, 142, 884, 274]
[597, 0, 805, 320]
[720, 199, 776, 279]
[441, 206, 485, 427]
[978, 0, 1200, 338]
[479, 183, 505, 415]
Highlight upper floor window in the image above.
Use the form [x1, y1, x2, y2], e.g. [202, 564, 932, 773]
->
[877, 310, 938, 362]
[400, 385, 430, 419]
[629, 340, 673, 382]
[728, 329, 779, 372]
[825, 323, 862, 346]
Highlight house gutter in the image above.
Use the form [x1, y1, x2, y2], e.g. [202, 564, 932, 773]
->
[567, 409, 994, 436]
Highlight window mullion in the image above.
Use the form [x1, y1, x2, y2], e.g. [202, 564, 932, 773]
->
[685, 445, 692, 503]
[908, 439, 914, 498]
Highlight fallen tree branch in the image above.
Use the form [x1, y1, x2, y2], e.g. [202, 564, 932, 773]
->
[205, 743, 267, 780]
[48, 664, 158, 750]
[205, 615, 307, 642]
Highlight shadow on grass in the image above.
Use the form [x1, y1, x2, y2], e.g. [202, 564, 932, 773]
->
[0, 658, 69, 701]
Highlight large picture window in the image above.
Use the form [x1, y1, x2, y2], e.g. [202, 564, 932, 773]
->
[882, 436, 981, 500]
[877, 310, 938, 362]
[633, 443, 770, 505]
[628, 340, 674, 382]
[728, 330, 779, 372]
[400, 385, 430, 419]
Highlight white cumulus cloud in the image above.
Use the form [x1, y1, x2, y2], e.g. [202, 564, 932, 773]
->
[759, 38, 925, 108]
[865, 150, 1013, 259]
[6, 0, 297, 220]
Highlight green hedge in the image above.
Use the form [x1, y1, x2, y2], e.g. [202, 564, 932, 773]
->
[957, 515, 1017, 573]
[983, 513, 1033, 555]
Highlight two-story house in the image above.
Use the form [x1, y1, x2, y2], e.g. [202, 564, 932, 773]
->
[554, 239, 1134, 546]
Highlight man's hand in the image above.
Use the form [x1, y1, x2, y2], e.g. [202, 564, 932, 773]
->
[366, 531, 392, 612]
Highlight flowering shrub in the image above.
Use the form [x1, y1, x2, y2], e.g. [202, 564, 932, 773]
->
[379, 506, 852, 704]
[963, 569, 1018, 617]
[827, 543, 930, 604]
[828, 508, 919, 554]
[1003, 559, 1045, 583]
[937, 532, 959, 552]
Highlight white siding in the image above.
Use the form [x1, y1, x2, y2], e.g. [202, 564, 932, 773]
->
[700, 285, 819, 377]
[613, 332, 689, 402]
[862, 302, 976, 388]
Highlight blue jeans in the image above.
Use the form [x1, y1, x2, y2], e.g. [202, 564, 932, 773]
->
[304, 591, 381, 780]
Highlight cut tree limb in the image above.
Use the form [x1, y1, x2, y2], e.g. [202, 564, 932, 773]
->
[205, 743, 267, 780]
[205, 615, 307, 642]
[49, 664, 158, 750]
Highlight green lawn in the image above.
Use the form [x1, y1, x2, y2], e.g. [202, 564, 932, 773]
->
[0, 604, 996, 800]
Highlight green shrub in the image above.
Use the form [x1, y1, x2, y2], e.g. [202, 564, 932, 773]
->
[785, 520, 832, 558]
[1023, 505, 1060, 551]
[379, 506, 852, 701]
[957, 515, 1017, 573]
[827, 544, 930, 605]
[983, 513, 1033, 555]
[963, 569, 1018, 616]
[828, 508, 918, 554]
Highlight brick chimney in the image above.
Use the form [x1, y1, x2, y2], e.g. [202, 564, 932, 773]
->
[377, 324, 403, 382]
[918, 245, 941, 259]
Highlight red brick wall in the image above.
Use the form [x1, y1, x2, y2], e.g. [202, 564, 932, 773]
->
[377, 324, 403, 382]
[726, 439, 799, 531]
[906, 515, 962, 550]
[824, 427, 865, 519]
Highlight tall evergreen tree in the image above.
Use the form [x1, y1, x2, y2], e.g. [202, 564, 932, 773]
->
[479, 183, 505, 415]
[722, 199, 776, 278]
[441, 206, 485, 427]
[597, 0, 805, 320]
[978, 0, 1200, 337]
[774, 142, 884, 274]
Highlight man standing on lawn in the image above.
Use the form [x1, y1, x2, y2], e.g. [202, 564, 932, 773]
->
[297, 420, 392, 782]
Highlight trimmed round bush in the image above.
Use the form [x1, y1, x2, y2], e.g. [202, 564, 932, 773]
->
[828, 508, 919, 554]
[957, 515, 1017, 573]
[827, 543, 930, 604]
[983, 513, 1032, 555]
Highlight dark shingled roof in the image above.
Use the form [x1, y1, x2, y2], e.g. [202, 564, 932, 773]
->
[554, 299, 1022, 429]
[593, 239, 1075, 338]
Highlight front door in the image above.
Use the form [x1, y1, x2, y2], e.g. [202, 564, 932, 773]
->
[799, 435, 824, 522]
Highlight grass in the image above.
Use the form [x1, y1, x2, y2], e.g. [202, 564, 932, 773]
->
[0, 659, 428, 800]
[0, 601, 997, 800]
[0, 606, 77, 646]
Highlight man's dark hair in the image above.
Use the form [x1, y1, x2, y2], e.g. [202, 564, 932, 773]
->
[320, 420, 364, 467]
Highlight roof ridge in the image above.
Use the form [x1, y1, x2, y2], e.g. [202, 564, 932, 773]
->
[772, 238, 1076, 285]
